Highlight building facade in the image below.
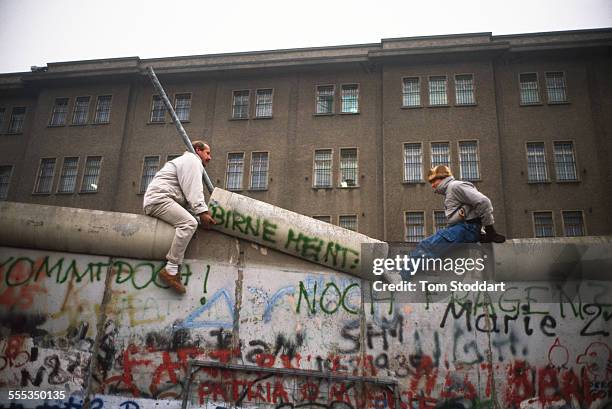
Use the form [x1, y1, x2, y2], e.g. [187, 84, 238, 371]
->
[1, 29, 611, 241]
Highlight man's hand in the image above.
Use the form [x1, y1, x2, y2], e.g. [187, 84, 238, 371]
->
[481, 225, 506, 243]
[199, 212, 217, 229]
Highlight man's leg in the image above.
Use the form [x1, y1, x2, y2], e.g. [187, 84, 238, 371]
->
[145, 200, 198, 293]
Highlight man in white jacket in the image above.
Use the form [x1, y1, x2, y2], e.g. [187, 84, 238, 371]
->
[143, 141, 216, 294]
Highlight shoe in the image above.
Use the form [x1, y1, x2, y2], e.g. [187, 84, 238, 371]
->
[159, 268, 186, 294]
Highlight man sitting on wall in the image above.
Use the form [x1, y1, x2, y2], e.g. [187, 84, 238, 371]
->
[143, 140, 216, 294]
[401, 165, 505, 279]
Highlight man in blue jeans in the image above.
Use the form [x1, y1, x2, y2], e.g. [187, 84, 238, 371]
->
[401, 165, 505, 279]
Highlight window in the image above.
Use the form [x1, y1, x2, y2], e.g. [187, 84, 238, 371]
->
[226, 153, 244, 190]
[431, 142, 450, 167]
[526, 142, 548, 183]
[455, 74, 475, 105]
[34, 158, 56, 194]
[313, 149, 332, 188]
[533, 212, 554, 238]
[175, 93, 191, 121]
[316, 85, 334, 114]
[57, 157, 79, 193]
[8, 107, 26, 134]
[72, 96, 90, 125]
[94, 95, 112, 123]
[313, 215, 331, 223]
[49, 98, 69, 126]
[341, 84, 359, 113]
[458, 141, 480, 180]
[150, 95, 165, 123]
[339, 215, 357, 231]
[553, 141, 577, 181]
[405, 212, 425, 242]
[434, 211, 447, 233]
[339, 148, 358, 187]
[403, 143, 422, 182]
[81, 156, 101, 192]
[402, 77, 420, 107]
[545, 72, 567, 103]
[255, 89, 273, 118]
[562, 211, 585, 237]
[232, 90, 250, 119]
[250, 152, 269, 190]
[140, 156, 160, 193]
[520, 73, 540, 105]
[0, 165, 13, 200]
[429, 76, 448, 106]
[0, 108, 5, 131]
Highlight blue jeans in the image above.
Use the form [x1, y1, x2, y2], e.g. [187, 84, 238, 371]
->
[400, 222, 481, 280]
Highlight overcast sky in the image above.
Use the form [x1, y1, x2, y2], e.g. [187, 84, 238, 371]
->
[0, 0, 610, 74]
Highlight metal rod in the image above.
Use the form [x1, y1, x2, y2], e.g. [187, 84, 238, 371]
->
[145, 66, 215, 194]
[188, 360, 397, 386]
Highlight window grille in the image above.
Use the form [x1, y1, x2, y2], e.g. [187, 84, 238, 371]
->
[562, 211, 585, 237]
[8, 107, 26, 133]
[339, 215, 357, 231]
[226, 153, 244, 190]
[94, 95, 112, 123]
[175, 93, 191, 121]
[150, 95, 165, 122]
[58, 157, 79, 193]
[313, 149, 332, 187]
[526, 142, 548, 182]
[431, 142, 450, 167]
[50, 98, 69, 126]
[402, 78, 420, 107]
[458, 141, 480, 180]
[140, 156, 160, 193]
[341, 84, 359, 113]
[340, 148, 358, 187]
[429, 76, 448, 106]
[403, 143, 422, 182]
[81, 156, 101, 192]
[316, 86, 334, 114]
[553, 141, 577, 181]
[406, 212, 425, 242]
[520, 73, 539, 104]
[72, 96, 90, 125]
[434, 211, 447, 233]
[35, 158, 56, 194]
[533, 212, 554, 237]
[232, 91, 250, 119]
[0, 165, 13, 200]
[250, 152, 269, 190]
[545, 72, 567, 103]
[313, 215, 331, 223]
[455, 74, 475, 105]
[256, 89, 273, 118]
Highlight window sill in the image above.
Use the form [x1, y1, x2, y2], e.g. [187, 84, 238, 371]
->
[427, 104, 450, 108]
[32, 192, 52, 196]
[6, 132, 23, 135]
[338, 185, 359, 189]
[248, 188, 269, 191]
[313, 113, 334, 117]
[148, 121, 166, 125]
[56, 191, 75, 195]
[227, 188, 243, 192]
[527, 181, 552, 184]
[254, 116, 273, 120]
[70, 123, 88, 127]
[520, 103, 543, 107]
[339, 111, 360, 115]
[79, 190, 99, 194]
[547, 101, 570, 106]
[312, 186, 333, 190]
[229, 117, 249, 121]
[463, 178, 481, 182]
[401, 105, 423, 110]
[402, 181, 426, 185]
[556, 179, 580, 184]
[92, 122, 110, 125]
[455, 103, 477, 107]
[47, 124, 66, 128]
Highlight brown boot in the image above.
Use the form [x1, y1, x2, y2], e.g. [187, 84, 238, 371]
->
[159, 268, 186, 294]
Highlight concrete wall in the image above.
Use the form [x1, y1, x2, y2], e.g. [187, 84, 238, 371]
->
[1, 230, 610, 409]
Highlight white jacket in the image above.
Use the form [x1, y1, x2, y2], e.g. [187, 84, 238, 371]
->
[143, 151, 208, 215]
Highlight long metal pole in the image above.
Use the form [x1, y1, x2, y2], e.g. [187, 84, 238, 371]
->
[146, 66, 215, 194]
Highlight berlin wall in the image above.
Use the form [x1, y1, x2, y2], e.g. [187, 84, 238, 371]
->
[0, 227, 610, 409]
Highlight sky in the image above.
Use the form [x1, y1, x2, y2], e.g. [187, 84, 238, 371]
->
[0, 0, 611, 74]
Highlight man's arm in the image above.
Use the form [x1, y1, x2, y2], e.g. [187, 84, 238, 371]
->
[177, 156, 208, 215]
[453, 182, 494, 226]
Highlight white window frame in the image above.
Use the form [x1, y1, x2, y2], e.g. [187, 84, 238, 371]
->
[313, 215, 332, 223]
[57, 156, 80, 194]
[340, 83, 359, 114]
[0, 165, 14, 200]
[71, 96, 91, 125]
[553, 140, 578, 182]
[433, 210, 447, 233]
[232, 90, 250, 119]
[430, 141, 451, 168]
[457, 140, 480, 181]
[403, 142, 423, 183]
[339, 215, 358, 232]
[428, 76, 448, 106]
[313, 148, 333, 188]
[402, 77, 421, 108]
[545, 71, 568, 104]
[80, 156, 103, 193]
[150, 95, 166, 123]
[519, 73, 540, 105]
[525, 141, 549, 183]
[174, 93, 192, 122]
[49, 97, 69, 127]
[8, 107, 26, 134]
[561, 210, 586, 237]
[315, 85, 335, 114]
[226, 152, 245, 191]
[140, 155, 160, 194]
[33, 158, 56, 194]
[255, 88, 274, 118]
[250, 151, 269, 190]
[94, 95, 112, 124]
[532, 211, 556, 238]
[339, 147, 358, 187]
[454, 74, 476, 105]
[404, 211, 426, 243]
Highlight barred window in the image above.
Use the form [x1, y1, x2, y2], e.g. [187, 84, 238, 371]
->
[526, 142, 548, 183]
[72, 96, 90, 125]
[81, 156, 101, 192]
[150, 95, 165, 123]
[313, 215, 331, 223]
[58, 157, 79, 193]
[49, 98, 69, 126]
[316, 85, 334, 114]
[403, 143, 422, 182]
[533, 212, 554, 238]
[34, 158, 56, 194]
[0, 108, 5, 131]
[562, 211, 585, 237]
[341, 84, 359, 113]
[402, 78, 420, 107]
[434, 211, 447, 233]
[405, 212, 425, 242]
[0, 165, 13, 200]
[140, 156, 160, 193]
[429, 76, 448, 106]
[458, 141, 480, 181]
[520, 73, 540, 105]
[226, 153, 244, 190]
[553, 141, 577, 181]
[250, 152, 269, 190]
[313, 149, 332, 188]
[340, 148, 358, 187]
[455, 74, 475, 105]
[431, 142, 450, 167]
[175, 93, 191, 121]
[256, 89, 273, 118]
[8, 107, 26, 133]
[545, 72, 567, 103]
[232, 90, 250, 119]
[94, 95, 112, 124]
[339, 215, 357, 231]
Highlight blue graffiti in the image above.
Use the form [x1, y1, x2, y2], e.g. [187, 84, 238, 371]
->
[263, 285, 295, 323]
[177, 289, 235, 329]
[119, 401, 140, 409]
